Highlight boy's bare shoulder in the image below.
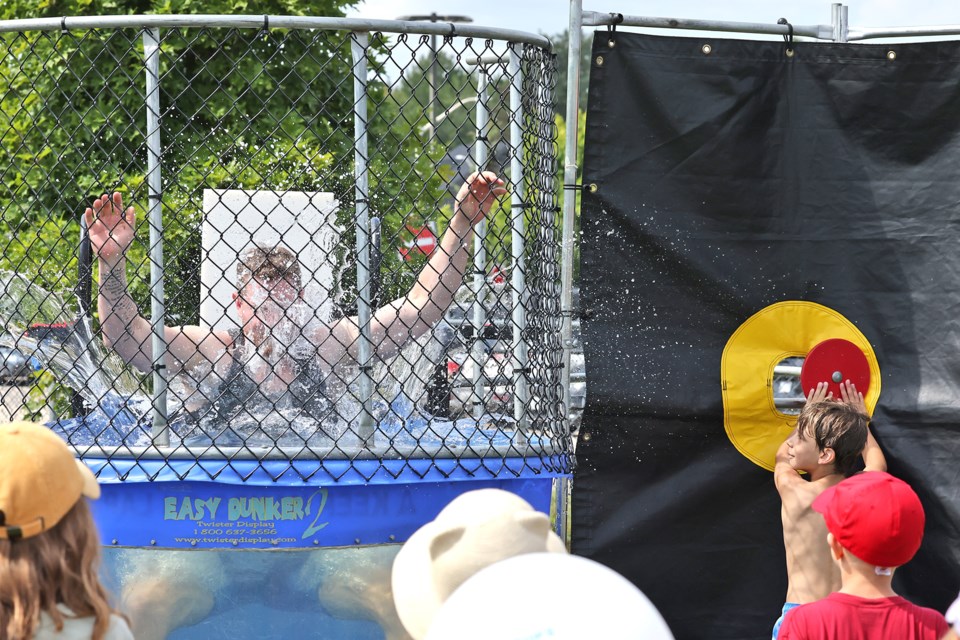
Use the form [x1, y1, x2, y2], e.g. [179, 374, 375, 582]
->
[778, 473, 843, 514]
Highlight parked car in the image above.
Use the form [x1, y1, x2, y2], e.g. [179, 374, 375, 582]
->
[427, 285, 586, 431]
[0, 345, 34, 384]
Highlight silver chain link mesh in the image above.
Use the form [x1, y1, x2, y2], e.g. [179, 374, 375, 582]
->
[0, 22, 570, 481]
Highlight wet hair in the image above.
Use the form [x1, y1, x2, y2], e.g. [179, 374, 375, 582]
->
[236, 244, 302, 291]
[0, 500, 125, 640]
[796, 400, 869, 477]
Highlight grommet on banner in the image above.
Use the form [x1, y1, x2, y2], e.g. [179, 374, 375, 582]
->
[701, 44, 713, 55]
[778, 17, 794, 56]
[887, 50, 897, 61]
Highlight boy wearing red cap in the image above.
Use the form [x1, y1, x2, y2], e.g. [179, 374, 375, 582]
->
[772, 381, 886, 639]
[778, 471, 948, 639]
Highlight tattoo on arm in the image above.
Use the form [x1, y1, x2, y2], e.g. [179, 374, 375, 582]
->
[101, 264, 140, 322]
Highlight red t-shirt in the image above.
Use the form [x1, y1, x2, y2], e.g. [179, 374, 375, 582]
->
[779, 593, 948, 640]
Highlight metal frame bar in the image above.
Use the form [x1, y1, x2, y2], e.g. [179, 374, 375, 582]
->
[15, 9, 952, 46]
[351, 32, 375, 445]
[74, 440, 561, 460]
[850, 25, 960, 40]
[143, 27, 170, 446]
[832, 3, 849, 43]
[508, 44, 530, 432]
[0, 15, 550, 47]
[582, 11, 833, 39]
[469, 67, 490, 419]
[580, 3, 960, 42]
[560, 0, 583, 426]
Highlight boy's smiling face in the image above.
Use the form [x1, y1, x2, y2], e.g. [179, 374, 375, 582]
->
[787, 429, 831, 473]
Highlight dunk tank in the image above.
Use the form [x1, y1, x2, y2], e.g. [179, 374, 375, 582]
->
[0, 17, 569, 638]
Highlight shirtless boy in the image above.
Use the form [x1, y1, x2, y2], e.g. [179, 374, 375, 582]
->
[772, 380, 886, 639]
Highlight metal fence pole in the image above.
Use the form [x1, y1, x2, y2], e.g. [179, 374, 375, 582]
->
[832, 3, 849, 42]
[536, 57, 562, 438]
[71, 215, 93, 418]
[352, 32, 375, 445]
[429, 32, 438, 130]
[470, 67, 490, 419]
[560, 1, 583, 426]
[143, 27, 169, 445]
[508, 44, 530, 432]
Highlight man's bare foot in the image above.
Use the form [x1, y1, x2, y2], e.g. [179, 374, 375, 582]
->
[317, 555, 412, 640]
[122, 576, 215, 640]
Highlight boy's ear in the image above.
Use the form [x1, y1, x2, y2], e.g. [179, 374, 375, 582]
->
[827, 532, 844, 561]
[819, 446, 836, 466]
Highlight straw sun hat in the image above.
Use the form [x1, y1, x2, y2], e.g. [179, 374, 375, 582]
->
[427, 553, 676, 640]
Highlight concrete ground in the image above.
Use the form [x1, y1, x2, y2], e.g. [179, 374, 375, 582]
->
[0, 384, 55, 423]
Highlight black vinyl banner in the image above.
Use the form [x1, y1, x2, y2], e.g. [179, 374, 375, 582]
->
[572, 33, 960, 640]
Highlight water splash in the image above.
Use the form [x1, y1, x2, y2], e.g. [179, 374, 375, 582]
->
[0, 271, 151, 424]
[0, 271, 520, 453]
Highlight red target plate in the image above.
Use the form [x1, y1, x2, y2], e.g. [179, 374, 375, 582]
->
[799, 338, 871, 399]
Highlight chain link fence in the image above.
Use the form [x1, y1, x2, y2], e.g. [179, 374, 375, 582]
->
[0, 17, 570, 481]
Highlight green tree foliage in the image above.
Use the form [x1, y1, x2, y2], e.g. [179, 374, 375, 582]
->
[382, 42, 561, 280]
[0, 0, 355, 320]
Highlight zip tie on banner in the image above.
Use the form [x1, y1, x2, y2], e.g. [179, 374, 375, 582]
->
[778, 18, 795, 55]
[607, 13, 624, 33]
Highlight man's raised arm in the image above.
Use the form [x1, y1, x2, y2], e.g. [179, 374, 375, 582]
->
[86, 192, 214, 374]
[332, 171, 507, 361]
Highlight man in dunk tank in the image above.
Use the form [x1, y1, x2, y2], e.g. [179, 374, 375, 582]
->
[84, 173, 506, 638]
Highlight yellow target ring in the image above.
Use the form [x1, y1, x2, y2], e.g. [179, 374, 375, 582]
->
[720, 301, 880, 471]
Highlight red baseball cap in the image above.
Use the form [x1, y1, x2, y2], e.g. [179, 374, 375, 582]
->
[812, 471, 925, 568]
